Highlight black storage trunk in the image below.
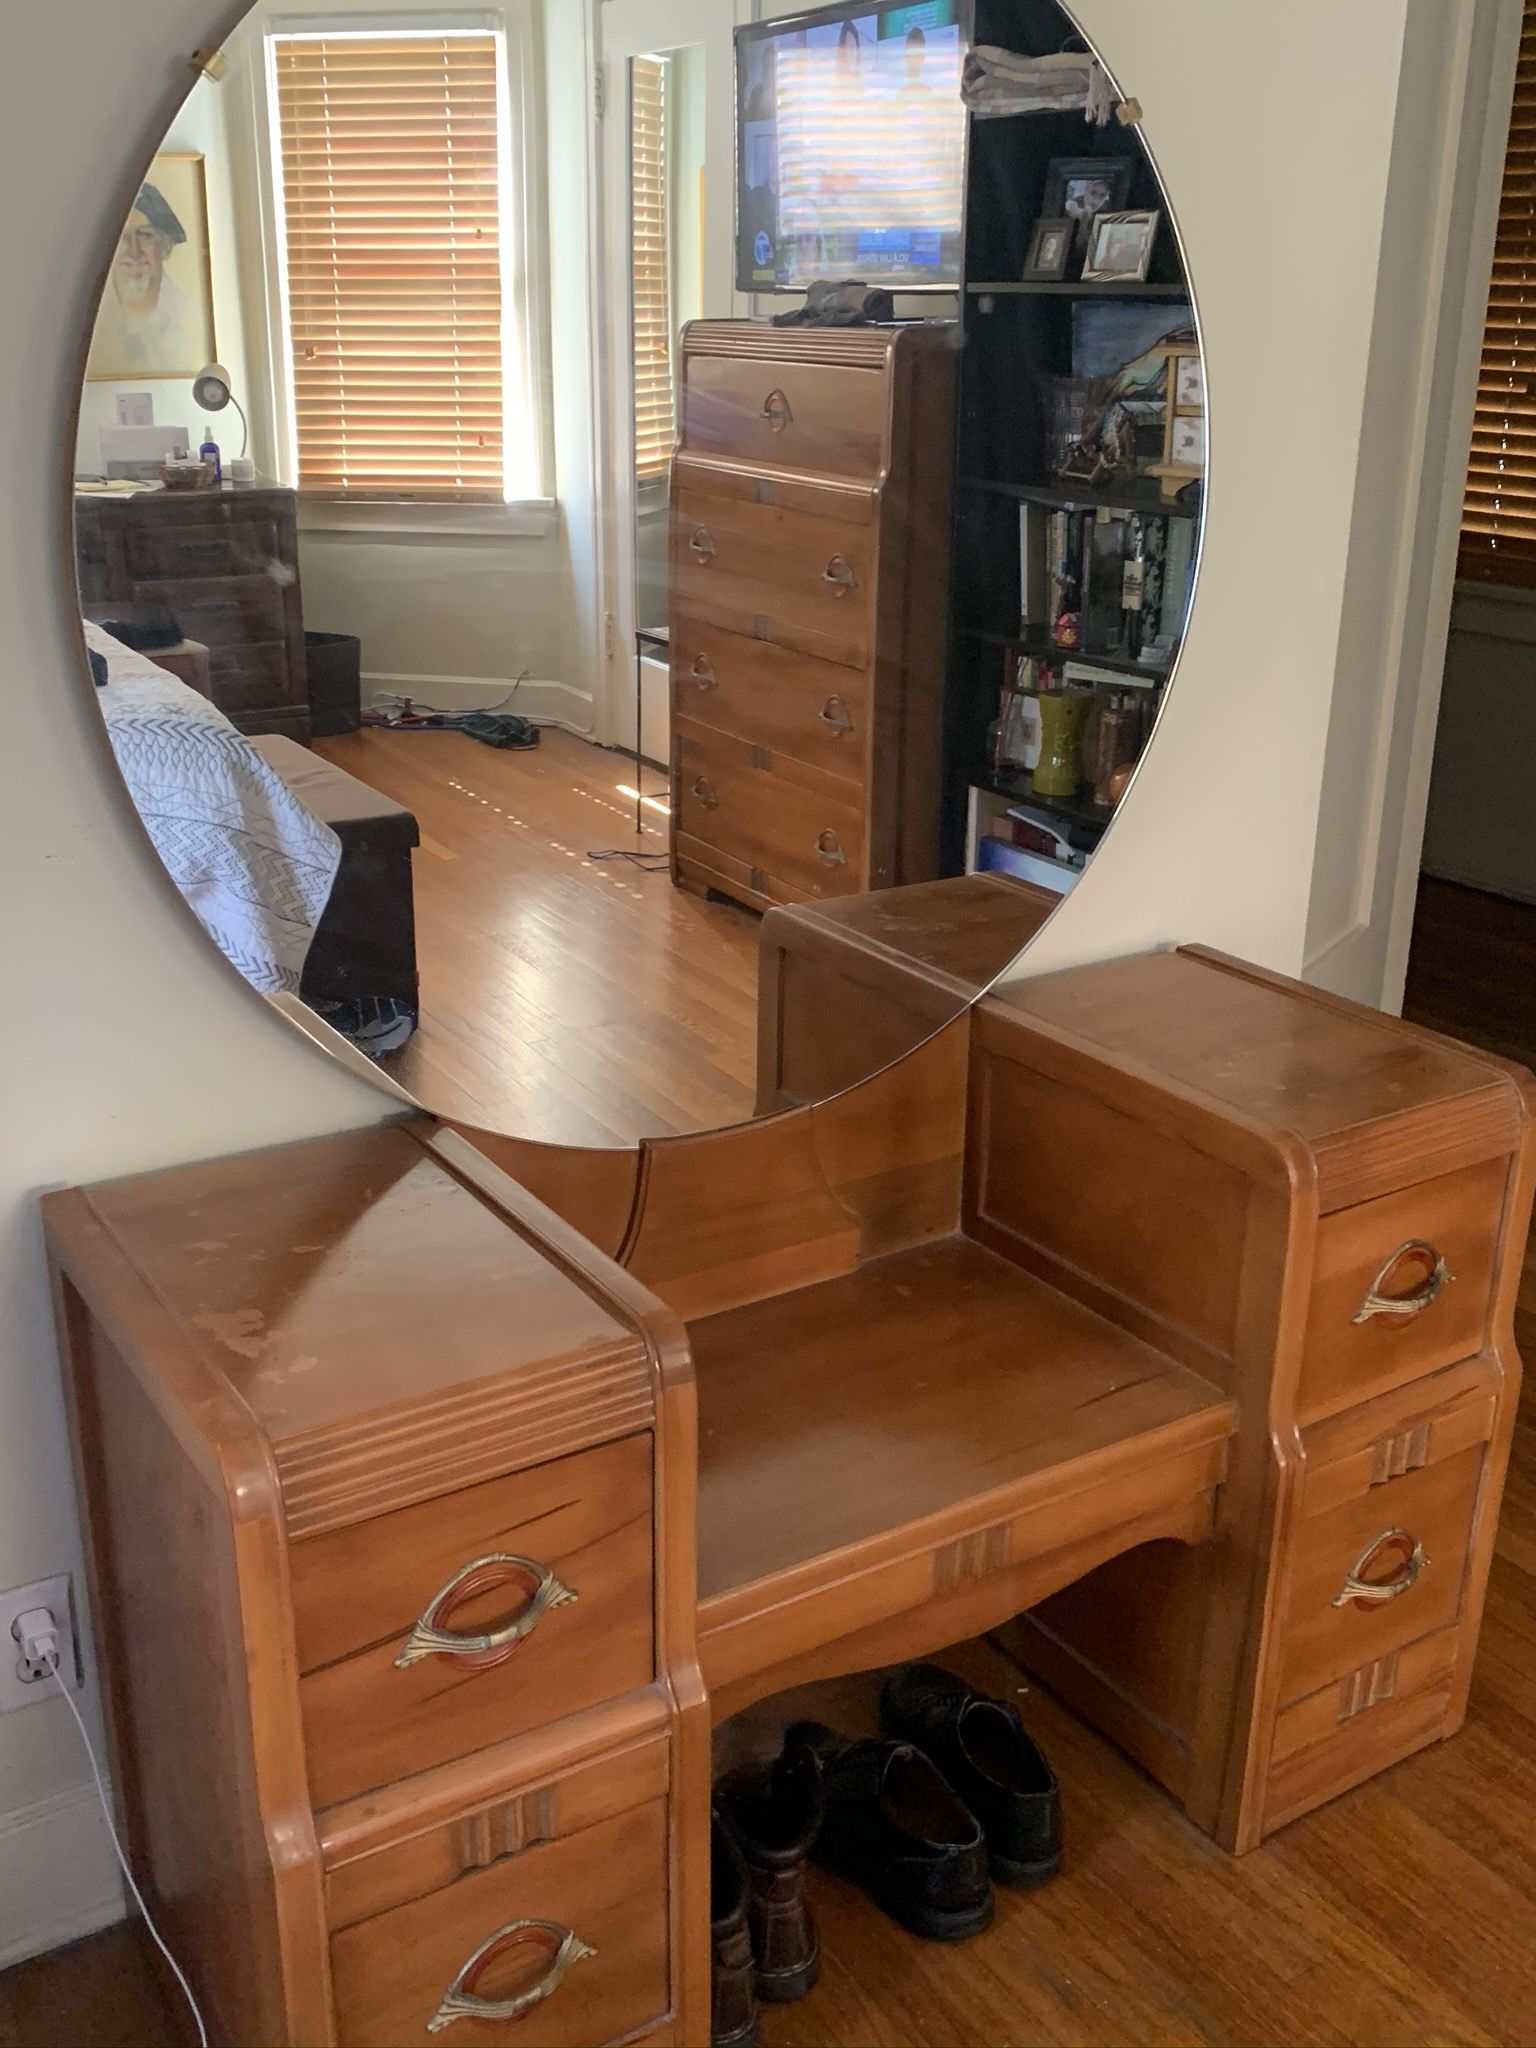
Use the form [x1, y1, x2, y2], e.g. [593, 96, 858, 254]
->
[305, 630, 362, 736]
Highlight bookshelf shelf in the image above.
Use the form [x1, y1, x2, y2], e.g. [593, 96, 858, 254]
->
[974, 770, 1115, 841]
[964, 476, 1202, 520]
[967, 280, 1191, 300]
[965, 628, 1174, 682]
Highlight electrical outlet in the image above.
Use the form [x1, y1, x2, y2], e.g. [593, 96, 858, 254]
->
[0, 1575, 81, 1712]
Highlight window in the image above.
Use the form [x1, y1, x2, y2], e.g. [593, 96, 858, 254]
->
[270, 28, 518, 501]
[630, 54, 676, 484]
[1461, 3, 1536, 583]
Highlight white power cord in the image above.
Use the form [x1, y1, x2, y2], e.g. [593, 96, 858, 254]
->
[16, 1609, 209, 2048]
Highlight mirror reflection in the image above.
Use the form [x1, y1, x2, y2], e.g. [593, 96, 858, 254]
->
[72, 0, 1203, 1147]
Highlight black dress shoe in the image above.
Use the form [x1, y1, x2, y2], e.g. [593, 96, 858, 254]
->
[710, 1809, 759, 2046]
[786, 1720, 992, 1941]
[880, 1663, 1062, 1888]
[719, 1739, 823, 2003]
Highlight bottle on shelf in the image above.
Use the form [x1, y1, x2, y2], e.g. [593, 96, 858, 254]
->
[1120, 516, 1148, 660]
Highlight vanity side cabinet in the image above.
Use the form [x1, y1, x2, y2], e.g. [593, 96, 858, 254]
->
[43, 1122, 709, 2048]
[668, 319, 955, 913]
[974, 947, 1535, 1852]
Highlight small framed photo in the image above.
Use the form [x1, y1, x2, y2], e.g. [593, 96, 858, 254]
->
[1175, 354, 1204, 411]
[1081, 209, 1161, 284]
[1168, 412, 1206, 469]
[1023, 216, 1074, 282]
[1042, 157, 1134, 243]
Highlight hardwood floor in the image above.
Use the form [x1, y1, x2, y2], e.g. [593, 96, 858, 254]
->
[1403, 875, 1536, 1074]
[312, 727, 760, 1146]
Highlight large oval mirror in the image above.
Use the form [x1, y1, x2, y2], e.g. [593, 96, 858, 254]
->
[71, 0, 1202, 1147]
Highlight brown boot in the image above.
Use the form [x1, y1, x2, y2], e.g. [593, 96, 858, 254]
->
[720, 1740, 823, 2005]
[711, 1809, 758, 2047]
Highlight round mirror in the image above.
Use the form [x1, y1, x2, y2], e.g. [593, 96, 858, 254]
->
[71, 0, 1201, 1149]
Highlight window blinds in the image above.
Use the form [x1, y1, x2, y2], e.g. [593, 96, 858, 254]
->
[631, 55, 676, 484]
[1461, 7, 1536, 583]
[273, 33, 506, 500]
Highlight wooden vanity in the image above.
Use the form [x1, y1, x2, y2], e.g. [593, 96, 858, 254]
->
[44, 941, 1534, 2046]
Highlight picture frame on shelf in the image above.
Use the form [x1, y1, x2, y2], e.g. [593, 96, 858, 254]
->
[1023, 216, 1074, 282]
[1081, 209, 1161, 284]
[1042, 156, 1135, 252]
[1149, 338, 1206, 499]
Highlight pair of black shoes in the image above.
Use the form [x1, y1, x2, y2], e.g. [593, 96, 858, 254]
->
[798, 1663, 1062, 1943]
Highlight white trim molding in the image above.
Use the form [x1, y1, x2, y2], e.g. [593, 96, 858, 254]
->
[0, 1783, 122, 1971]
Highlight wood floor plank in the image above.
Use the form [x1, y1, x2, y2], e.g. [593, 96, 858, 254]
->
[313, 727, 760, 1145]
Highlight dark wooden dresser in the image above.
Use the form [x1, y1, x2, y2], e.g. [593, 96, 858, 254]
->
[76, 484, 309, 739]
[668, 320, 955, 914]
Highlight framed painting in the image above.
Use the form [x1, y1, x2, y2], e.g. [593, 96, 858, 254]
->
[86, 152, 216, 380]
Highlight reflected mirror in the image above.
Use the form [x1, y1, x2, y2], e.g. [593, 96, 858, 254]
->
[72, 0, 1203, 1148]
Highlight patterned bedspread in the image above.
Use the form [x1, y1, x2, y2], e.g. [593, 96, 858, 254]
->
[87, 622, 341, 995]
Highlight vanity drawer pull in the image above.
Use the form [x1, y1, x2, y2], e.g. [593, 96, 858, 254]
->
[427, 1920, 595, 2036]
[688, 654, 718, 689]
[393, 1553, 577, 1672]
[815, 830, 847, 867]
[760, 387, 794, 430]
[691, 777, 720, 809]
[688, 527, 717, 563]
[818, 695, 853, 734]
[1351, 1241, 1453, 1325]
[1331, 1527, 1428, 1609]
[821, 553, 856, 595]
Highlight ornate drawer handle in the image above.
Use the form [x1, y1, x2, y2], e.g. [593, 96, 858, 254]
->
[689, 654, 718, 689]
[1351, 1240, 1453, 1325]
[689, 527, 717, 563]
[1332, 1527, 1428, 1609]
[815, 830, 847, 866]
[818, 696, 853, 734]
[760, 387, 794, 430]
[821, 554, 856, 595]
[427, 1920, 594, 2035]
[394, 1553, 576, 1672]
[691, 776, 720, 809]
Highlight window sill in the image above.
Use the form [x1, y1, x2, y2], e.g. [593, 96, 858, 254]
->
[296, 496, 557, 541]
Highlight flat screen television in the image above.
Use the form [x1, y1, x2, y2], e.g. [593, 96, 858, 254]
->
[736, 0, 972, 295]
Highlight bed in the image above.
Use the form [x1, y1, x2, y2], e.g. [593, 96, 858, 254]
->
[86, 620, 342, 996]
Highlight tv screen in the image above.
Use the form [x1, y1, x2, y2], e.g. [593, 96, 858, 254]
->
[736, 0, 971, 295]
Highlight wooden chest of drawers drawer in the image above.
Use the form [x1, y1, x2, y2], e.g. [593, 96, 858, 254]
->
[674, 720, 866, 902]
[679, 353, 887, 480]
[671, 614, 866, 787]
[1275, 1363, 1497, 1710]
[291, 1435, 655, 1808]
[671, 464, 874, 673]
[1298, 1155, 1507, 1422]
[122, 508, 293, 583]
[328, 1758, 670, 2046]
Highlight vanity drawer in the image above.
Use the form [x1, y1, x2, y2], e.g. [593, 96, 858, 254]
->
[330, 1787, 670, 2046]
[671, 465, 875, 673]
[1274, 1367, 1496, 1710]
[673, 719, 866, 901]
[671, 615, 867, 789]
[680, 353, 886, 480]
[1297, 1155, 1507, 1421]
[291, 1435, 654, 1808]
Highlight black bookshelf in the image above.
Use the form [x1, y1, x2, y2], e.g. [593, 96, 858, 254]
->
[967, 280, 1191, 300]
[938, 0, 1205, 874]
[965, 627, 1175, 682]
[975, 769, 1114, 841]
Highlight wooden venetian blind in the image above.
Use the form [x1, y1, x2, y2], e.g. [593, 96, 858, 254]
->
[1462, 4, 1536, 583]
[273, 33, 505, 500]
[631, 55, 676, 483]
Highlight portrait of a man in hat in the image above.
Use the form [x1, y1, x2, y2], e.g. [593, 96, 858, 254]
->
[87, 154, 216, 379]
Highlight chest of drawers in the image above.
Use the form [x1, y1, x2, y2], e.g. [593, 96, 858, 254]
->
[668, 321, 956, 913]
[75, 484, 309, 739]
